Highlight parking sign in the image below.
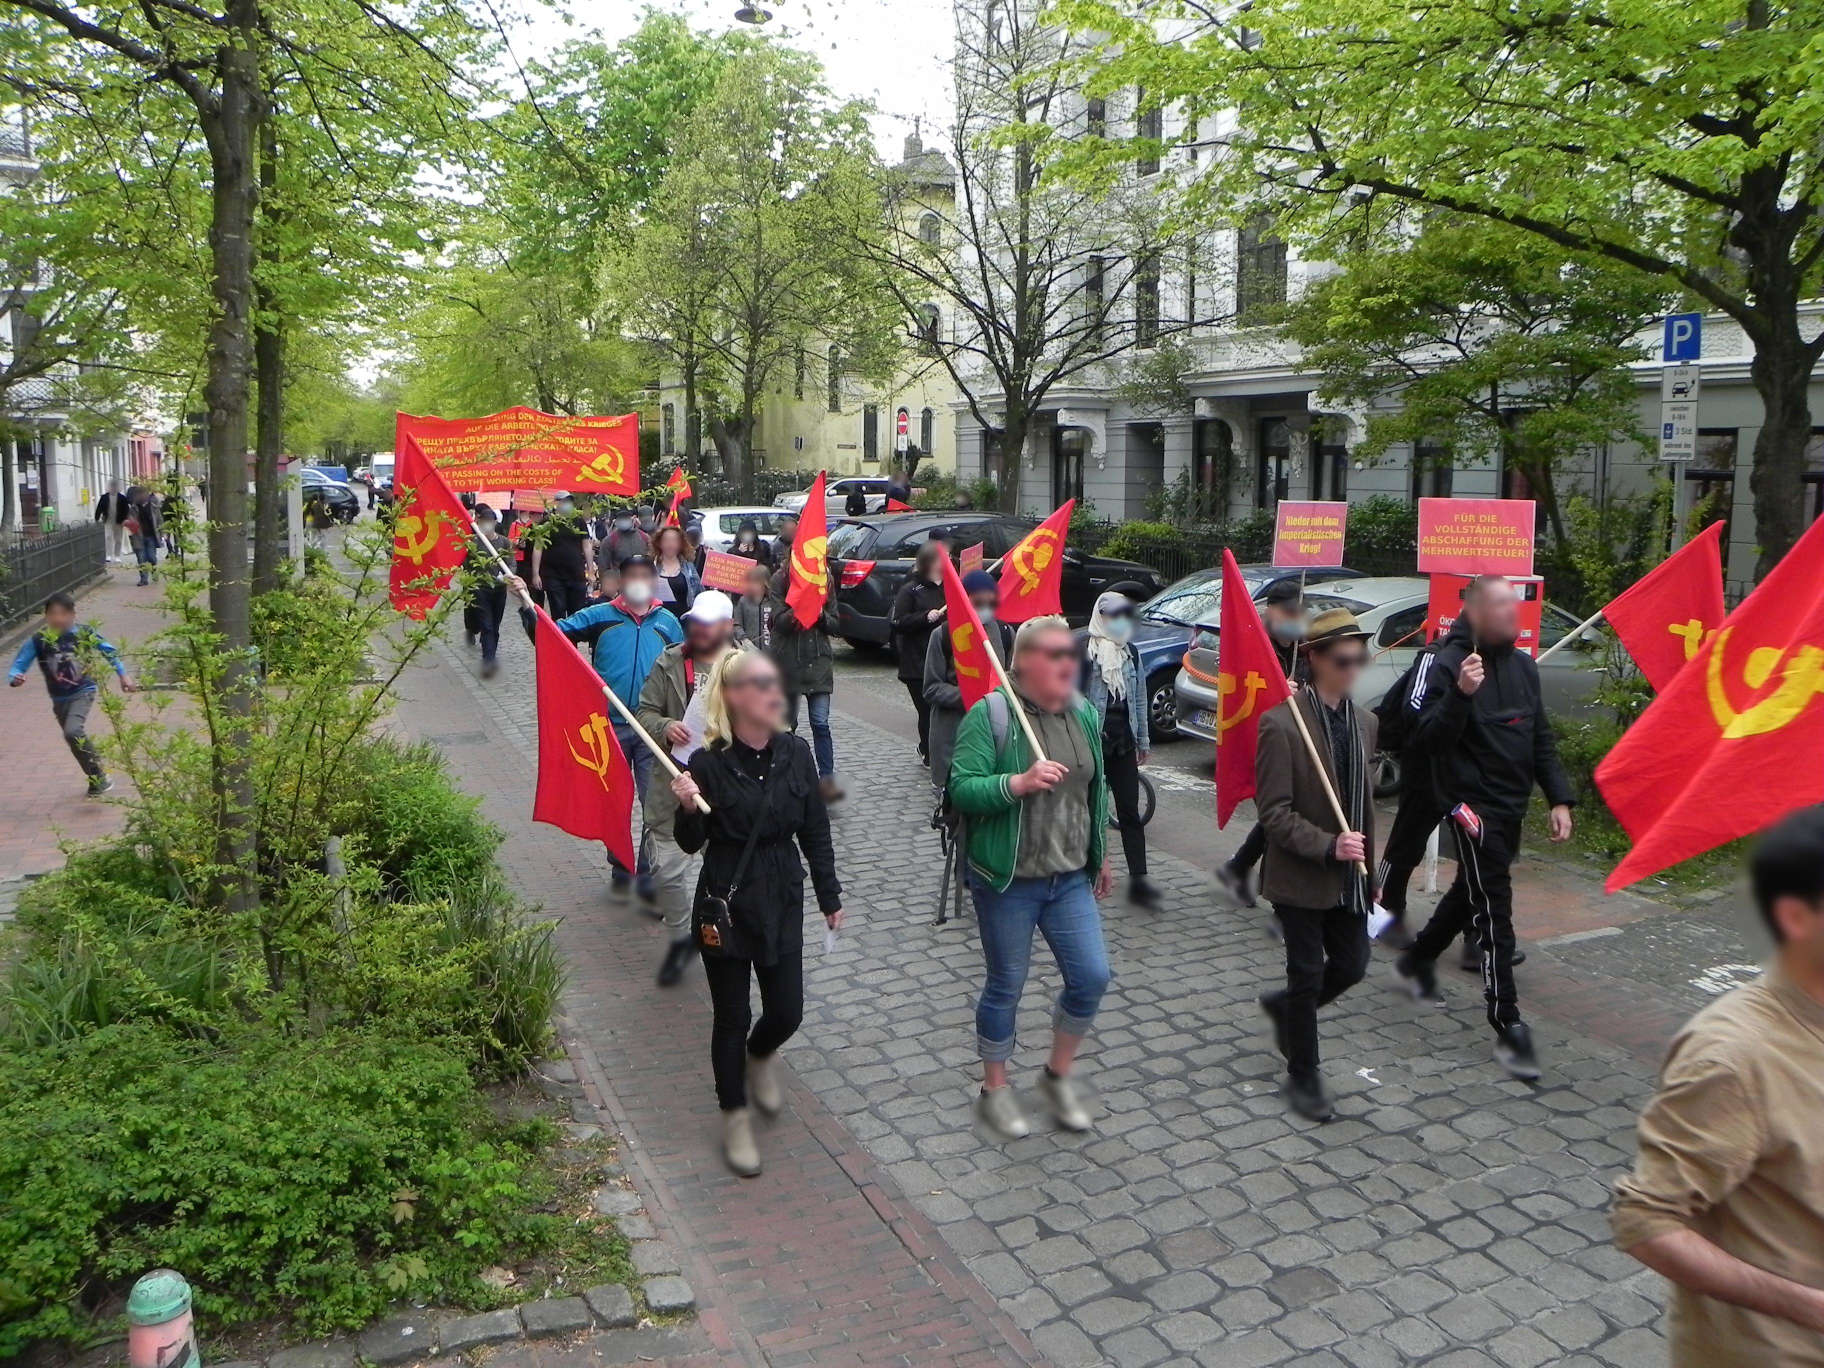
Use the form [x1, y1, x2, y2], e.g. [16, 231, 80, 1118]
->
[1664, 312, 1703, 362]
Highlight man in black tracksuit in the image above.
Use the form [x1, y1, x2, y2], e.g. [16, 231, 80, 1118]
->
[1393, 576, 1574, 1081]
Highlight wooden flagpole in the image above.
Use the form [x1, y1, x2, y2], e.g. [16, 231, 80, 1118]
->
[1280, 687, 1369, 878]
[1533, 606, 1606, 667]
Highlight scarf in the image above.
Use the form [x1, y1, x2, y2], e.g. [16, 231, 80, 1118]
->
[1085, 591, 1131, 701]
[1305, 684, 1370, 919]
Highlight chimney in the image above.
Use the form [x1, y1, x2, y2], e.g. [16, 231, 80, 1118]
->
[903, 131, 924, 161]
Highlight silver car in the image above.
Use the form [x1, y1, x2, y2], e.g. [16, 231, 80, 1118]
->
[774, 476, 893, 516]
[1173, 575, 1607, 793]
[694, 506, 796, 552]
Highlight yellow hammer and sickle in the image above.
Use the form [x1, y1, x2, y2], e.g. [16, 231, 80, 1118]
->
[1216, 670, 1267, 739]
[793, 535, 829, 591]
[953, 621, 982, 679]
[394, 512, 444, 565]
[1704, 626, 1824, 739]
[586, 449, 625, 484]
[566, 712, 616, 789]
[1008, 529, 1058, 595]
[1668, 619, 1712, 662]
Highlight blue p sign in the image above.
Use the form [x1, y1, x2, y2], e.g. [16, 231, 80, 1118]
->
[1664, 313, 1702, 362]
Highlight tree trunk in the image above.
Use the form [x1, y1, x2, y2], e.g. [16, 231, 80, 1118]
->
[1746, 327, 1817, 581]
[202, 11, 263, 913]
[708, 413, 749, 498]
[1, 437, 15, 533]
[251, 118, 283, 597]
[995, 412, 1027, 514]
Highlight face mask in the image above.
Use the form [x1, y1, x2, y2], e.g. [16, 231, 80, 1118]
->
[615, 517, 634, 532]
[975, 606, 996, 626]
[1270, 619, 1306, 644]
[622, 580, 654, 608]
[1104, 616, 1134, 642]
[556, 501, 574, 514]
[477, 520, 497, 537]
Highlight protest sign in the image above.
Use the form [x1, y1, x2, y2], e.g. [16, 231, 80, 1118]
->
[1272, 500, 1348, 567]
[1417, 497, 1536, 576]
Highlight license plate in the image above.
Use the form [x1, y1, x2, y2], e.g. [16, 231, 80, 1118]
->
[1190, 709, 1218, 730]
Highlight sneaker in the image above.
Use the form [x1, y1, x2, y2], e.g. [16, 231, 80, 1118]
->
[1494, 1023, 1541, 1081]
[1284, 1072, 1336, 1122]
[656, 939, 694, 988]
[723, 1107, 761, 1177]
[748, 1051, 784, 1117]
[1395, 952, 1446, 1007]
[86, 777, 116, 797]
[1127, 877, 1162, 910]
[1378, 916, 1414, 951]
[1259, 991, 1290, 1061]
[975, 1085, 1031, 1141]
[1216, 861, 1257, 908]
[820, 776, 845, 803]
[1038, 1069, 1093, 1132]
[608, 868, 633, 901]
[480, 657, 499, 680]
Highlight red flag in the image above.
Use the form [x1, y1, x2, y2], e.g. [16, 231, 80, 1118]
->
[389, 432, 471, 619]
[532, 607, 636, 868]
[885, 497, 914, 512]
[939, 552, 999, 710]
[787, 471, 830, 623]
[1601, 521, 1727, 693]
[662, 487, 686, 529]
[1215, 549, 1297, 827]
[665, 467, 692, 496]
[999, 499, 1074, 624]
[1597, 516, 1824, 890]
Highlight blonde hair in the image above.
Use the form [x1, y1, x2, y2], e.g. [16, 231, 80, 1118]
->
[700, 645, 782, 748]
[1011, 615, 1072, 674]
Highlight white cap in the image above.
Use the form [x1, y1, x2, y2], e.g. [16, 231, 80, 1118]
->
[682, 589, 735, 625]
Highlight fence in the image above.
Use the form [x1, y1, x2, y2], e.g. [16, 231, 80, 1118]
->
[0, 522, 105, 632]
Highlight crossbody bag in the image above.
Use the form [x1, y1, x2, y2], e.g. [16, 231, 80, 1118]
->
[695, 765, 772, 955]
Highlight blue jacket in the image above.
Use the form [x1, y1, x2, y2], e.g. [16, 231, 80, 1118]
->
[1081, 642, 1150, 752]
[10, 624, 127, 700]
[535, 598, 682, 707]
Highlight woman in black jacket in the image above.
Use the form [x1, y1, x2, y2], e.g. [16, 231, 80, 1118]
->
[671, 648, 843, 1177]
[889, 541, 948, 765]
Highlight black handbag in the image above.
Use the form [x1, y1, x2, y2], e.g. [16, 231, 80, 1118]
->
[695, 768, 771, 956]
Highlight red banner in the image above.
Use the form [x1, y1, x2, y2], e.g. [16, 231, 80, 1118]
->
[940, 552, 998, 710]
[786, 471, 830, 623]
[395, 407, 639, 495]
[701, 548, 756, 594]
[389, 433, 471, 620]
[1427, 574, 1545, 656]
[1272, 500, 1348, 567]
[1215, 549, 1296, 827]
[1416, 497, 1536, 576]
[999, 500, 1074, 623]
[532, 608, 637, 868]
[1603, 522, 1727, 693]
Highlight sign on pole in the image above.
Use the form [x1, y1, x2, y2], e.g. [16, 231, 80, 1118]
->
[1271, 500, 1347, 567]
[1663, 312, 1703, 363]
[1659, 365, 1702, 463]
[1416, 497, 1537, 577]
[1427, 573, 1545, 656]
[700, 548, 756, 594]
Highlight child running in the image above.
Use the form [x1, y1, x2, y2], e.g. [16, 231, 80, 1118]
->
[8, 592, 137, 795]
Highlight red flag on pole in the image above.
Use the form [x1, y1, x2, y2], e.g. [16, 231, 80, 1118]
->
[1597, 515, 1824, 890]
[665, 467, 692, 496]
[885, 497, 914, 512]
[1601, 521, 1727, 693]
[1214, 549, 1297, 827]
[389, 432, 471, 619]
[998, 499, 1074, 624]
[662, 487, 687, 529]
[939, 551, 998, 710]
[787, 471, 830, 623]
[531, 607, 637, 868]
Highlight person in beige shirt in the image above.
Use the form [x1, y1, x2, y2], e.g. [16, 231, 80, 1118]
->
[1613, 805, 1824, 1366]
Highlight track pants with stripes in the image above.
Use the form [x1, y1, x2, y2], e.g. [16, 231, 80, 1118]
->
[1375, 780, 1446, 916]
[1407, 814, 1523, 1031]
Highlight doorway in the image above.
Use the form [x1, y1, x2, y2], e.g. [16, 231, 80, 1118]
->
[1053, 426, 1089, 507]
[1256, 417, 1291, 510]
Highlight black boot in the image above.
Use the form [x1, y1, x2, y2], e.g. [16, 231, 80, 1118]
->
[1127, 877, 1162, 910]
[1283, 1072, 1335, 1122]
[656, 939, 694, 987]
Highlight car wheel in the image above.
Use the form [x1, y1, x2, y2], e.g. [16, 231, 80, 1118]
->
[1371, 749, 1403, 799]
[1146, 669, 1180, 740]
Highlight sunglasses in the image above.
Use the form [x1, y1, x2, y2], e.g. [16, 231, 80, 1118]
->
[1029, 645, 1078, 661]
[731, 674, 783, 692]
[1327, 653, 1370, 669]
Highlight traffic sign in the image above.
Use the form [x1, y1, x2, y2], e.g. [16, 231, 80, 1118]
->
[1659, 364, 1701, 462]
[1664, 312, 1703, 362]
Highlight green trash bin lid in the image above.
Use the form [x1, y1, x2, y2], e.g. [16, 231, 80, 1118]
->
[127, 1269, 192, 1324]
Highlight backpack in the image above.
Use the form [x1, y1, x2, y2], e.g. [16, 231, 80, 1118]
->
[1374, 647, 1434, 755]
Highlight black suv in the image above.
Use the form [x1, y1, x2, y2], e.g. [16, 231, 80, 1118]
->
[827, 511, 1167, 646]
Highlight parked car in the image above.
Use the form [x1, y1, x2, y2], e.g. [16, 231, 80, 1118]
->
[827, 510, 1168, 646]
[775, 475, 893, 516]
[298, 466, 359, 523]
[309, 463, 351, 485]
[1172, 575, 1607, 793]
[1095, 563, 1359, 741]
[694, 506, 797, 553]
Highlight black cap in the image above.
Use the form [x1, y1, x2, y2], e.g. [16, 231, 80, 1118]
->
[619, 554, 655, 573]
[1264, 579, 1304, 607]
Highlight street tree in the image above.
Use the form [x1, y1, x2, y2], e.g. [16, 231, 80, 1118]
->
[1055, 0, 1824, 577]
[1284, 218, 1671, 550]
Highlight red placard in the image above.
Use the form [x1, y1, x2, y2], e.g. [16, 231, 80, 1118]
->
[396, 407, 639, 496]
[1427, 573, 1545, 656]
[1272, 500, 1347, 567]
[959, 542, 985, 576]
[1417, 497, 1536, 576]
[701, 548, 757, 594]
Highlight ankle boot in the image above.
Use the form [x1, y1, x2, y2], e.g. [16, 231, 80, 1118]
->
[748, 1051, 784, 1116]
[723, 1107, 761, 1177]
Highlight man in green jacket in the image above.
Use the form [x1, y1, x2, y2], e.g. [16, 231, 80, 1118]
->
[949, 616, 1113, 1142]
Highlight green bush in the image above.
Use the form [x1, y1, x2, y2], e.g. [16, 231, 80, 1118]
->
[338, 739, 502, 895]
[1098, 521, 1184, 564]
[1345, 495, 1419, 574]
[0, 1023, 557, 1355]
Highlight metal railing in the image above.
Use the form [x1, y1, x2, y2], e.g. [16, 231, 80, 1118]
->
[0, 522, 104, 631]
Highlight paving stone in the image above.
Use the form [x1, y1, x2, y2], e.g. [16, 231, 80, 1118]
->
[582, 1282, 636, 1329]
[437, 1309, 522, 1355]
[518, 1297, 592, 1338]
[590, 1186, 642, 1217]
[1102, 1324, 1171, 1367]
[267, 1347, 355, 1368]
[354, 1316, 429, 1365]
[612, 1213, 657, 1241]
[628, 1242, 681, 1276]
[1030, 1319, 1101, 1368]
[1264, 1265, 1340, 1310]
[1073, 1296, 1149, 1336]
[641, 1275, 696, 1315]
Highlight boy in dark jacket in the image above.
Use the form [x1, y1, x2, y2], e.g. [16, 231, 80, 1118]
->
[1394, 575, 1575, 1081]
[9, 592, 137, 794]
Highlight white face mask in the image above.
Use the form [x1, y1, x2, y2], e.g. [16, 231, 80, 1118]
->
[622, 579, 654, 608]
[975, 605, 996, 626]
[477, 520, 498, 537]
[1104, 616, 1134, 642]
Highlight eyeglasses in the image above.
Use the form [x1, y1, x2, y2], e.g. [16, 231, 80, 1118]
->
[1328, 653, 1370, 670]
[730, 674, 783, 692]
[1029, 645, 1077, 661]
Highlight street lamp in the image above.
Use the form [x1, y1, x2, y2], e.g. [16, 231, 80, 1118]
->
[733, 3, 772, 21]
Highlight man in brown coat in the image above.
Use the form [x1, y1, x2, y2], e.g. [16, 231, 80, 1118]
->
[1254, 607, 1378, 1122]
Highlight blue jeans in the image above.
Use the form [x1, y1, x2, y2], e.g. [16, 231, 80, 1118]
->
[134, 533, 159, 584]
[609, 721, 655, 882]
[970, 870, 1111, 1063]
[786, 691, 834, 777]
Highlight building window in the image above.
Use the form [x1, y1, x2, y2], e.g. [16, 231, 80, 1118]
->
[918, 213, 941, 248]
[1134, 256, 1160, 347]
[1236, 213, 1288, 319]
[863, 404, 880, 462]
[1312, 440, 1347, 500]
[1257, 418, 1291, 510]
[920, 406, 935, 456]
[1135, 87, 1161, 176]
[1086, 96, 1107, 137]
[827, 345, 841, 413]
[794, 348, 806, 400]
[1685, 429, 1739, 544]
[1411, 439, 1453, 499]
[916, 302, 940, 355]
[1804, 429, 1824, 525]
[662, 403, 676, 454]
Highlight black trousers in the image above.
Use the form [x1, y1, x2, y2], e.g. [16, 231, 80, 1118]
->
[1377, 781, 1446, 915]
[464, 582, 507, 661]
[1232, 822, 1267, 874]
[1267, 902, 1370, 1081]
[1104, 741, 1147, 877]
[543, 575, 588, 621]
[701, 946, 805, 1111]
[1409, 815, 1522, 1032]
[902, 678, 932, 758]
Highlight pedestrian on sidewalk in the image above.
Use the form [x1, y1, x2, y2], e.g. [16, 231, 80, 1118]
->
[734, 564, 782, 650]
[923, 569, 1012, 794]
[950, 616, 1113, 1141]
[463, 504, 509, 679]
[670, 648, 842, 1178]
[9, 591, 138, 795]
[1253, 608, 1377, 1122]
[1613, 806, 1824, 1362]
[769, 566, 843, 802]
[650, 524, 701, 614]
[638, 590, 738, 988]
[516, 555, 682, 900]
[1392, 575, 1574, 1081]
[890, 542, 947, 766]
[127, 486, 162, 587]
[94, 480, 131, 562]
[531, 493, 594, 621]
[1218, 578, 1308, 912]
[1082, 588, 1160, 910]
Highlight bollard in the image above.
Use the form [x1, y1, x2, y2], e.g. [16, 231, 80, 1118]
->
[127, 1269, 200, 1368]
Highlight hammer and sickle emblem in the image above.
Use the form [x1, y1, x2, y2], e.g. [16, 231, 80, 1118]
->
[393, 511, 447, 565]
[1007, 528, 1059, 595]
[584, 448, 626, 485]
[1704, 626, 1824, 739]
[1216, 670, 1267, 738]
[792, 535, 829, 591]
[566, 711, 617, 789]
[952, 620, 983, 679]
[1668, 618, 1710, 662]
